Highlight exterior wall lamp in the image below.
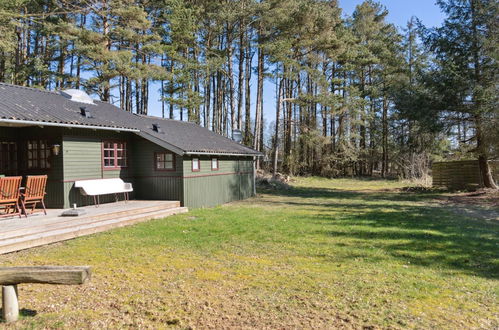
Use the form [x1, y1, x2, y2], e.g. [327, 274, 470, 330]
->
[51, 144, 61, 156]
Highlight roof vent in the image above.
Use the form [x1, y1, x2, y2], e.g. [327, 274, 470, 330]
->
[80, 107, 93, 118]
[60, 89, 95, 105]
[152, 123, 163, 133]
[232, 129, 243, 143]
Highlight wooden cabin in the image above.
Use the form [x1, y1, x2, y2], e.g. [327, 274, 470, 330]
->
[0, 83, 260, 209]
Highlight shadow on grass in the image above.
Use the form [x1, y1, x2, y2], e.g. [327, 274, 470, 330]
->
[0, 308, 37, 322]
[262, 185, 499, 279]
[261, 185, 442, 203]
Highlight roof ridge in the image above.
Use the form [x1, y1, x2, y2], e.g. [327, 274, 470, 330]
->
[136, 113, 257, 152]
[135, 114, 198, 125]
[0, 82, 105, 104]
[0, 82, 261, 156]
[0, 82, 62, 95]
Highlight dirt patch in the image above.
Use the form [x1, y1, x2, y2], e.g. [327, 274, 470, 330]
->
[444, 189, 499, 207]
[436, 189, 499, 221]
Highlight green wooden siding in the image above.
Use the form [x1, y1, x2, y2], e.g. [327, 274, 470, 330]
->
[1, 126, 255, 209]
[0, 127, 65, 208]
[62, 130, 133, 208]
[0, 128, 17, 139]
[182, 156, 254, 208]
[131, 136, 183, 202]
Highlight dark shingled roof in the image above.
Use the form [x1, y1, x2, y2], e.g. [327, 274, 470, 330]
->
[0, 83, 260, 156]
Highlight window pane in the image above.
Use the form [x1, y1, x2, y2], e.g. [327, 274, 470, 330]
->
[26, 140, 50, 169]
[103, 141, 126, 168]
[192, 158, 199, 171]
[156, 153, 173, 170]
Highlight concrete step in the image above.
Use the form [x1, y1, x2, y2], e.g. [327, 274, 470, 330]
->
[0, 207, 188, 255]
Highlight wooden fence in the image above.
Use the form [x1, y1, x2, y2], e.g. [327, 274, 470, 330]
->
[432, 160, 499, 189]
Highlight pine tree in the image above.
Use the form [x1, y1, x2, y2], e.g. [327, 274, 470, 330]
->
[422, 0, 498, 188]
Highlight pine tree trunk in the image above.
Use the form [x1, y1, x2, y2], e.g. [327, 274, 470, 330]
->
[237, 21, 244, 130]
[253, 35, 264, 155]
[243, 30, 252, 145]
[226, 24, 236, 132]
[101, 1, 111, 102]
[470, 0, 497, 189]
[475, 114, 497, 188]
[381, 96, 389, 177]
[204, 73, 211, 127]
[273, 78, 284, 175]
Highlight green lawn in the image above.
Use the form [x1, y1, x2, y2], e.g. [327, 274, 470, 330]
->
[2, 178, 498, 328]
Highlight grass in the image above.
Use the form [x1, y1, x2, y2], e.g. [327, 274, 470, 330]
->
[1, 178, 498, 328]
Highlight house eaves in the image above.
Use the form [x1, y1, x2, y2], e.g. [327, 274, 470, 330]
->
[0, 118, 139, 132]
[136, 131, 185, 155]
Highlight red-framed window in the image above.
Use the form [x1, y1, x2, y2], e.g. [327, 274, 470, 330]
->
[0, 142, 17, 174]
[155, 152, 175, 171]
[211, 158, 219, 171]
[103, 141, 128, 169]
[27, 140, 50, 169]
[191, 158, 200, 172]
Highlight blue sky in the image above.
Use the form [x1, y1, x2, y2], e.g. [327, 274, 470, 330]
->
[143, 0, 446, 124]
[340, 0, 445, 29]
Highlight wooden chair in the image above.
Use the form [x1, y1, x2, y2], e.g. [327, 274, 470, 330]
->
[20, 175, 48, 217]
[0, 176, 22, 218]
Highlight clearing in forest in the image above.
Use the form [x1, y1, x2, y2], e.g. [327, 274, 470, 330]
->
[1, 178, 497, 328]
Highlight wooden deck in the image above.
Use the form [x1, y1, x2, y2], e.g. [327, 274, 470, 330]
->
[0, 200, 188, 254]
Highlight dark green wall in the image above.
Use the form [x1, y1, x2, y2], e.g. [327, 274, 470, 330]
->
[0, 126, 64, 207]
[62, 129, 133, 208]
[1, 126, 255, 209]
[131, 135, 184, 202]
[182, 156, 254, 208]
[0, 128, 17, 139]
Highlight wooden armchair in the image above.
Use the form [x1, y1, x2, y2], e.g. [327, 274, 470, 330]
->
[20, 175, 48, 217]
[0, 176, 22, 218]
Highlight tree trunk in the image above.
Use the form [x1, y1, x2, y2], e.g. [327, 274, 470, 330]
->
[101, 1, 111, 102]
[273, 79, 284, 175]
[237, 21, 244, 130]
[253, 34, 264, 156]
[243, 29, 252, 145]
[227, 23, 236, 132]
[381, 96, 389, 177]
[475, 114, 497, 188]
